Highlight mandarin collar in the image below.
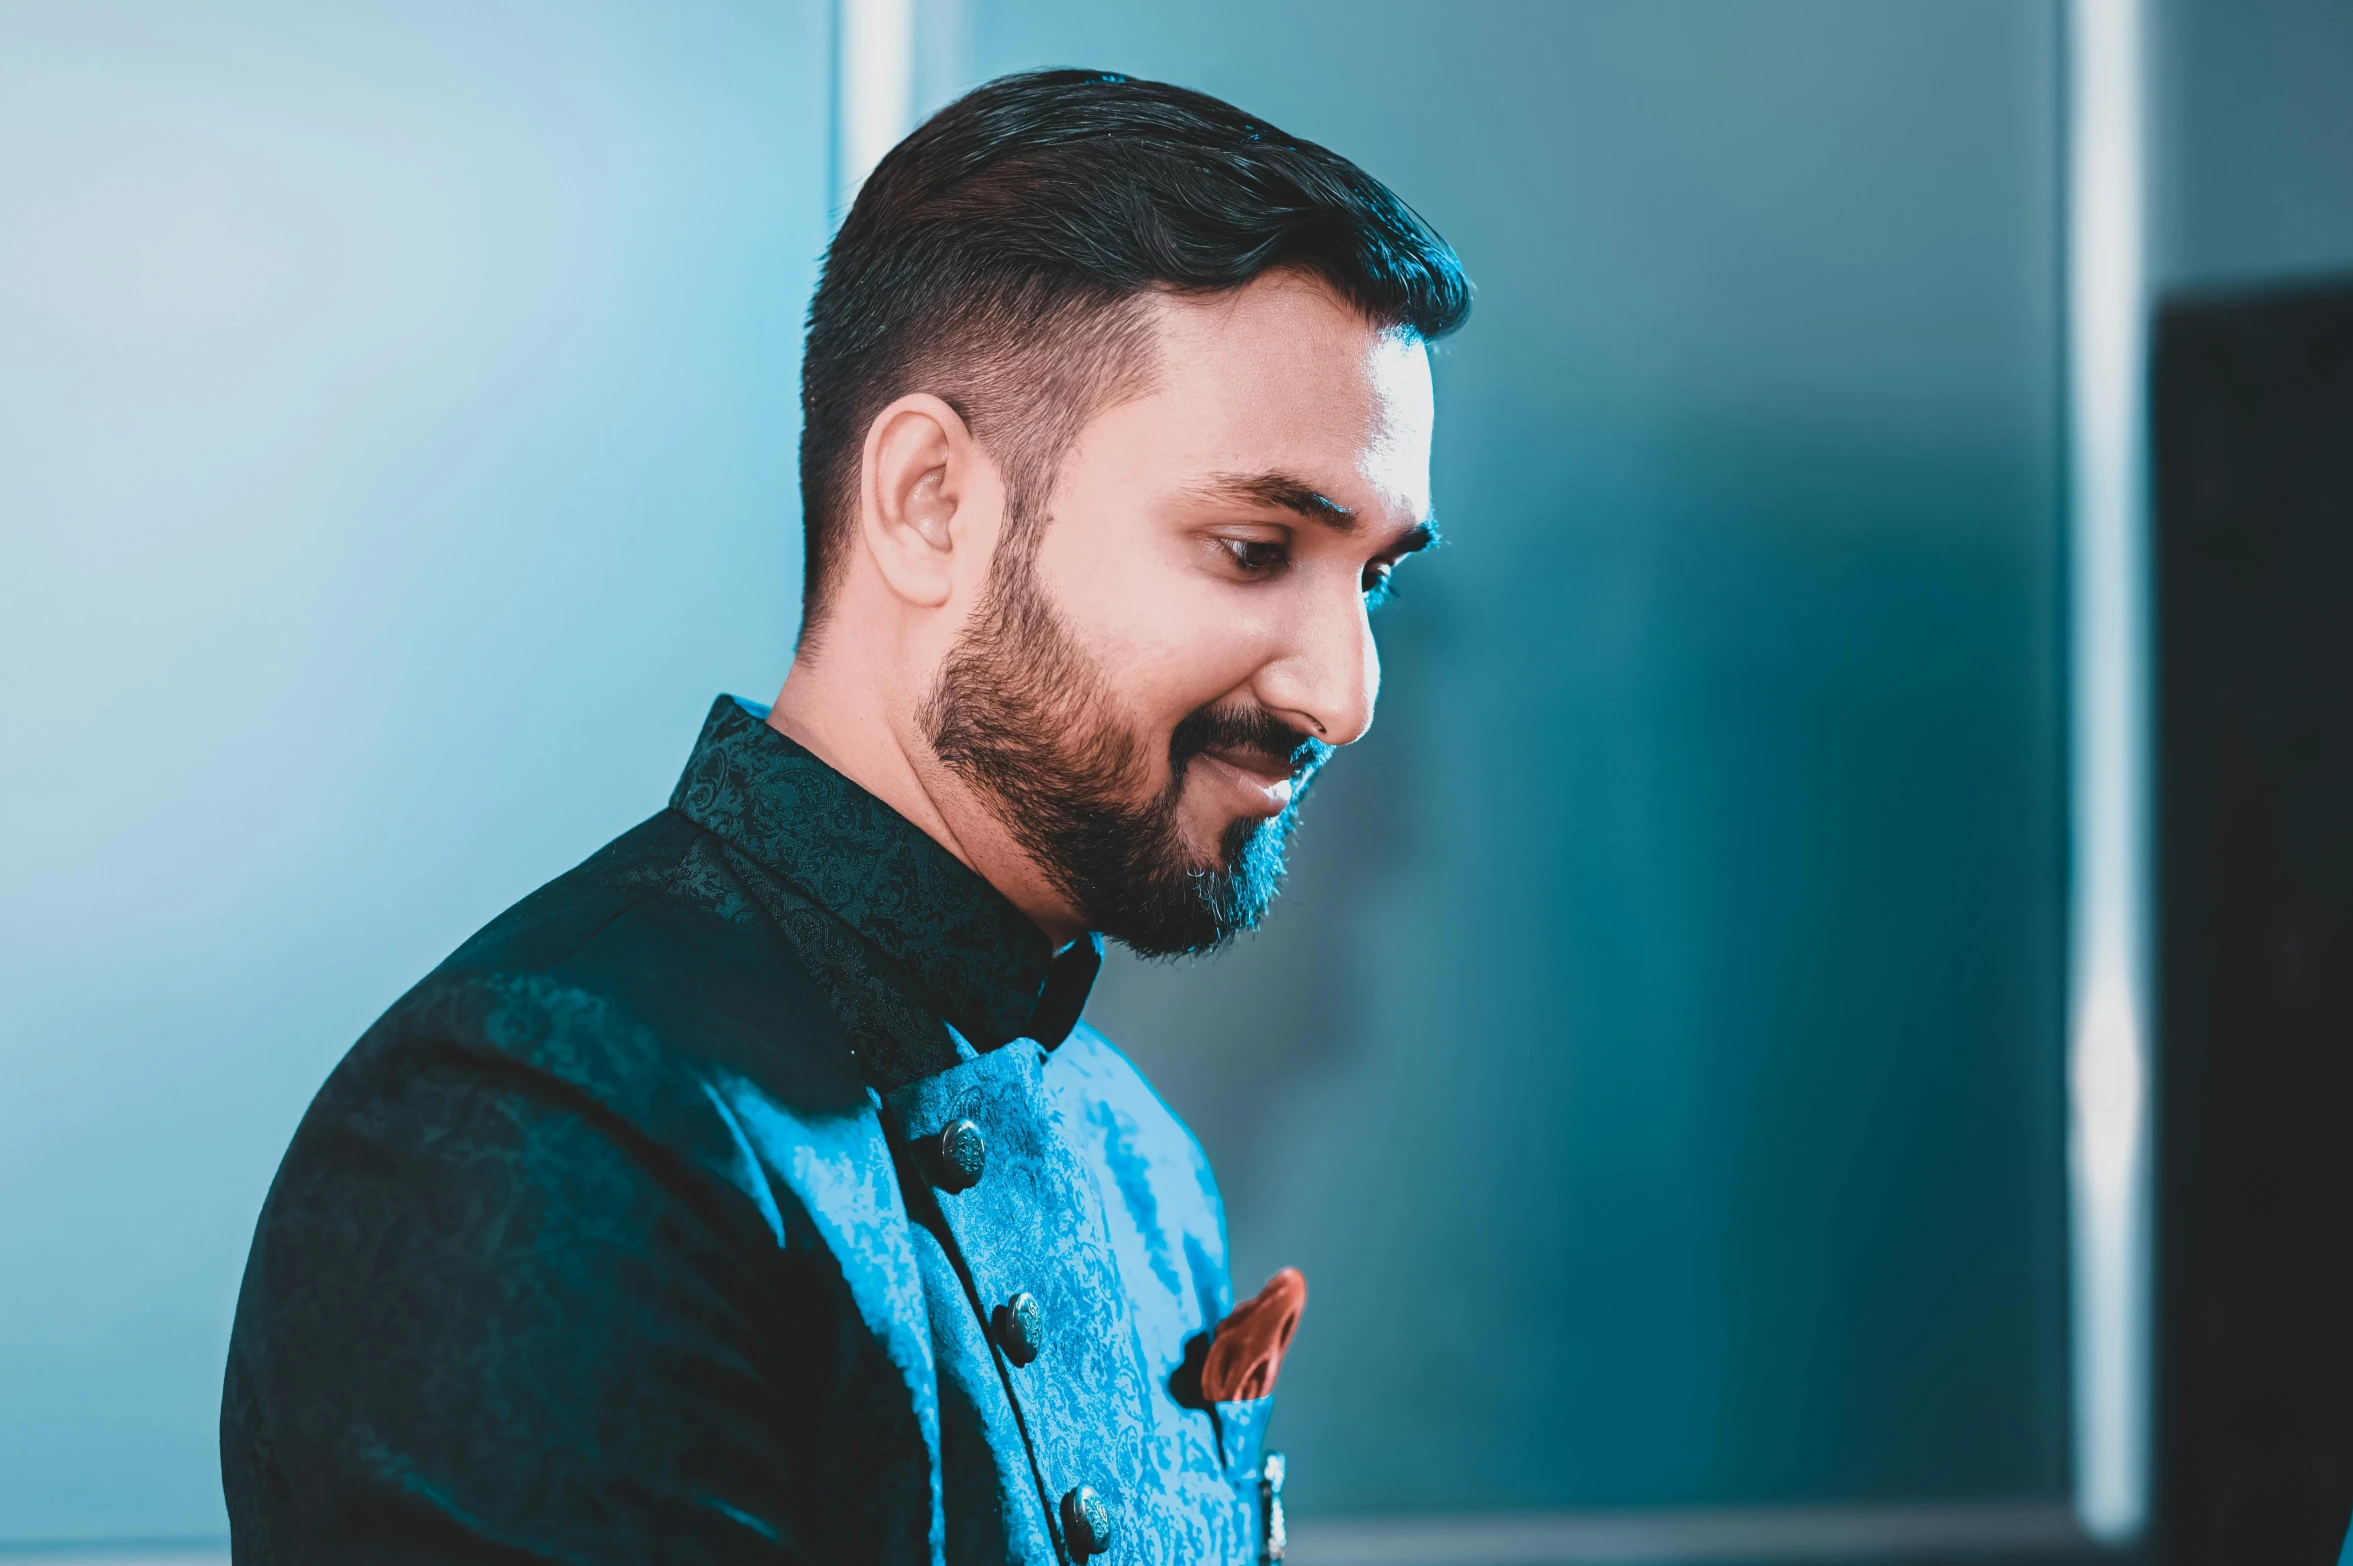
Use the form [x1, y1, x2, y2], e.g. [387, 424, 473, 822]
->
[668, 695, 1100, 1051]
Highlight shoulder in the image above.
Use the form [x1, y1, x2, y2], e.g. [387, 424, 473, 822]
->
[225, 824, 918, 1565]
[301, 810, 869, 1200]
[434, 808, 774, 999]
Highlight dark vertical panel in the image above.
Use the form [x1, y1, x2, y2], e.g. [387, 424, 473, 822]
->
[2154, 280, 2353, 1566]
[971, 0, 2069, 1515]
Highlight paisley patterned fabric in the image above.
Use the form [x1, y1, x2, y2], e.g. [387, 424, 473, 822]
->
[222, 696, 1264, 1564]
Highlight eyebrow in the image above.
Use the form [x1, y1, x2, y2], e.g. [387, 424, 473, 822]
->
[1195, 470, 1439, 552]
[1199, 471, 1356, 527]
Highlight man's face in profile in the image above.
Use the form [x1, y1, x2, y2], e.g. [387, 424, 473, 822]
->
[925, 274, 1439, 956]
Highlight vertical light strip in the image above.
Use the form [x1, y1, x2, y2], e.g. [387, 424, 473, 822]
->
[835, 0, 916, 211]
[2064, 0, 2152, 1545]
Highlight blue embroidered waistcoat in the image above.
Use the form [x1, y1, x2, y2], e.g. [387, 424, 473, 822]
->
[221, 695, 1274, 1563]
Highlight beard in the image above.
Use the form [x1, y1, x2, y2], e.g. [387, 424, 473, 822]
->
[919, 556, 1331, 958]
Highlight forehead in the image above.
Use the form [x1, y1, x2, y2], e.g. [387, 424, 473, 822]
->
[1123, 275, 1435, 517]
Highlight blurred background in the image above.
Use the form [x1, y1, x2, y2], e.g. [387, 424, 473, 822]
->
[2, 1, 2349, 1561]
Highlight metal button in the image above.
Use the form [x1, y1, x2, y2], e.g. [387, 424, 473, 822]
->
[1060, 1484, 1118, 1558]
[992, 1291, 1044, 1366]
[933, 1118, 986, 1192]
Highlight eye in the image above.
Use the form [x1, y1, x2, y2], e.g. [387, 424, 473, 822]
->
[1362, 561, 1402, 608]
[1218, 537, 1290, 576]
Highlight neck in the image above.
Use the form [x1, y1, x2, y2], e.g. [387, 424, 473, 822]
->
[767, 628, 1088, 949]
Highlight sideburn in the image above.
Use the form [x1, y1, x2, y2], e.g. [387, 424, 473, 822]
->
[919, 539, 1155, 873]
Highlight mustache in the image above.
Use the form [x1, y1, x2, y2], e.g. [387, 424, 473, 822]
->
[1167, 702, 1333, 786]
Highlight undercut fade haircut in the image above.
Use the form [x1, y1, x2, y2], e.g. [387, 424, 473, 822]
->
[795, 68, 1471, 638]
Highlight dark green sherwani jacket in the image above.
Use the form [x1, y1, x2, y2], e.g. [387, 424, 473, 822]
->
[221, 696, 1277, 1564]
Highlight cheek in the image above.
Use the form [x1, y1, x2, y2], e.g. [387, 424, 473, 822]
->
[1047, 539, 1279, 722]
[1105, 588, 1276, 726]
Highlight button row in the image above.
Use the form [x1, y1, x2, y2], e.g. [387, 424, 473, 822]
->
[921, 1117, 1116, 1559]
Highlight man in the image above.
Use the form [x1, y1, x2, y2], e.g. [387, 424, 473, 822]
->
[222, 68, 1467, 1564]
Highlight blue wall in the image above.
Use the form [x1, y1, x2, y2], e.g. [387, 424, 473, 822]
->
[968, 0, 2073, 1517]
[0, 2, 827, 1541]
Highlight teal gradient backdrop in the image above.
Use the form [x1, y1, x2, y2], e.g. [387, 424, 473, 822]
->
[0, 1, 827, 1541]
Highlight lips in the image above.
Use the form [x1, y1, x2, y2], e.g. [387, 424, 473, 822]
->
[1166, 704, 1330, 825]
[1198, 747, 1299, 817]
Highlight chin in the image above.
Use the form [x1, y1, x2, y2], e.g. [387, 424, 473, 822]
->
[1181, 811, 1266, 872]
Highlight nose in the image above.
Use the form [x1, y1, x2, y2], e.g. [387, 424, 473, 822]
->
[1253, 584, 1379, 749]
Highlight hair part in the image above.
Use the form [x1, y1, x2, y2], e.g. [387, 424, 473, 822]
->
[794, 68, 1471, 642]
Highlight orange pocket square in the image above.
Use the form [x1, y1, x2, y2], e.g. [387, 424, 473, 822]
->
[1201, 1267, 1306, 1403]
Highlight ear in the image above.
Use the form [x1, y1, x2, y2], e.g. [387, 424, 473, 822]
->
[857, 393, 984, 610]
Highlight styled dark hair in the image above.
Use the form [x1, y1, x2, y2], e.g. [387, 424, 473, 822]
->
[795, 68, 1471, 636]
